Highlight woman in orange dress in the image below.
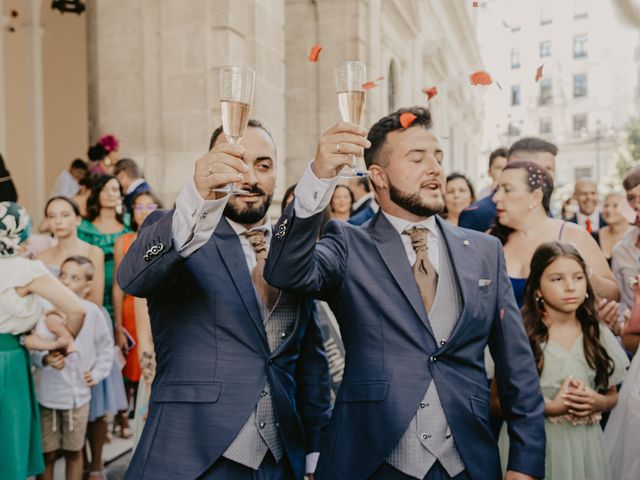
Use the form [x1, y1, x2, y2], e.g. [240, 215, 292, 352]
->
[112, 190, 160, 437]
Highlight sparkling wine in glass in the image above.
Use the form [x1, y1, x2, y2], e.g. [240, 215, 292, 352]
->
[214, 66, 256, 195]
[335, 60, 368, 178]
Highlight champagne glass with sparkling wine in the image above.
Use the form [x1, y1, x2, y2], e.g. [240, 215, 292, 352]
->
[335, 60, 367, 178]
[213, 65, 256, 195]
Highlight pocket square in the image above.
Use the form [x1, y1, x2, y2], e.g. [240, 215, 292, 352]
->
[478, 279, 492, 287]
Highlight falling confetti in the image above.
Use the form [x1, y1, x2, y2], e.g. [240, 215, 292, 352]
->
[473, 1, 479, 6]
[470, 70, 493, 86]
[362, 81, 378, 90]
[423, 86, 438, 100]
[308, 45, 322, 62]
[535, 64, 544, 82]
[399, 112, 417, 129]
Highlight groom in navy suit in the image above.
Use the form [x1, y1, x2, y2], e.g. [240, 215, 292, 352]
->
[265, 107, 545, 480]
[117, 120, 331, 479]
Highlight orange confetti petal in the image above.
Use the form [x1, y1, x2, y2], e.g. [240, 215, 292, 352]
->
[535, 64, 544, 82]
[308, 45, 322, 62]
[399, 112, 417, 129]
[362, 81, 378, 90]
[423, 86, 438, 100]
[470, 70, 493, 86]
[375, 76, 385, 81]
[473, 1, 479, 7]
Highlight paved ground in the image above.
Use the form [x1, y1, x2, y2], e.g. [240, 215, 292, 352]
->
[51, 436, 132, 479]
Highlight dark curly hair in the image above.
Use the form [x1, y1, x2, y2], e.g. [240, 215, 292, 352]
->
[364, 106, 432, 168]
[85, 175, 124, 224]
[490, 161, 554, 244]
[522, 241, 615, 390]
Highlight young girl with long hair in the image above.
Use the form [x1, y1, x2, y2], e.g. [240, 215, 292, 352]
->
[497, 241, 629, 479]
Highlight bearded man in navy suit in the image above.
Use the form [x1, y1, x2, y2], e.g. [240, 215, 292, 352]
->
[265, 108, 545, 480]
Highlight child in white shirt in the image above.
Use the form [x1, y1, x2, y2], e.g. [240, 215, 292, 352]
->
[31, 256, 113, 480]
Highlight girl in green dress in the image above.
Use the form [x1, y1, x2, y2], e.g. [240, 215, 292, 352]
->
[77, 175, 130, 321]
[498, 241, 629, 480]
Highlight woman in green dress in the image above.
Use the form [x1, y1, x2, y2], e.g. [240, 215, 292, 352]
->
[77, 175, 130, 321]
[0, 202, 86, 479]
[497, 241, 629, 479]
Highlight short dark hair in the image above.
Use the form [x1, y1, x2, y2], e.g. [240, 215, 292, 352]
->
[623, 166, 640, 191]
[70, 159, 88, 171]
[113, 158, 142, 179]
[508, 137, 558, 159]
[354, 176, 371, 193]
[364, 106, 433, 168]
[489, 148, 508, 168]
[208, 119, 275, 151]
[61, 255, 95, 281]
[446, 172, 476, 202]
[44, 196, 81, 217]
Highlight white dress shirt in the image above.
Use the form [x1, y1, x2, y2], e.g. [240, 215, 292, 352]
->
[31, 300, 114, 410]
[576, 209, 602, 232]
[51, 170, 80, 197]
[352, 192, 374, 213]
[294, 161, 440, 269]
[170, 178, 318, 473]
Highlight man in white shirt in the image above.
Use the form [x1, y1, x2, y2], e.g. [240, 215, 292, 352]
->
[570, 180, 607, 233]
[265, 107, 545, 480]
[51, 159, 88, 198]
[116, 119, 331, 480]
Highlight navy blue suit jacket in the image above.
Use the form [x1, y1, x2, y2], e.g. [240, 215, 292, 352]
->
[117, 210, 332, 479]
[458, 193, 496, 232]
[265, 206, 545, 480]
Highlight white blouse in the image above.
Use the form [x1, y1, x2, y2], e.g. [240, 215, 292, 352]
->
[0, 256, 50, 335]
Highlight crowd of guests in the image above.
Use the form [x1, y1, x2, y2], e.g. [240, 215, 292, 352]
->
[0, 135, 158, 479]
[1, 125, 640, 480]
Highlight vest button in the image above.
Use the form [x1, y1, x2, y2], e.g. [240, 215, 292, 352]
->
[420, 402, 426, 408]
[259, 422, 266, 429]
[261, 390, 267, 397]
[422, 433, 429, 440]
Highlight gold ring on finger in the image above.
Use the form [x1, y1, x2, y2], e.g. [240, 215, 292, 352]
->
[336, 143, 341, 154]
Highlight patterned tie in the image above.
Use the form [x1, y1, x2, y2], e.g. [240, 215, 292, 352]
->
[404, 227, 438, 312]
[585, 218, 593, 233]
[243, 230, 279, 312]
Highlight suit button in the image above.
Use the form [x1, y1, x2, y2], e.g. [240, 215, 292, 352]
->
[261, 390, 267, 397]
[430, 356, 437, 363]
[259, 422, 266, 429]
[420, 403, 426, 408]
[440, 339, 447, 346]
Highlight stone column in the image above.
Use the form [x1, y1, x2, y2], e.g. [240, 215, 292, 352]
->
[22, 0, 45, 215]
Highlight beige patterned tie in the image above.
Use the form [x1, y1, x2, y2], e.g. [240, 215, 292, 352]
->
[404, 227, 438, 312]
[243, 230, 279, 312]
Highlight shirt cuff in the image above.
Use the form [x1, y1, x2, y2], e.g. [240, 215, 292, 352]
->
[31, 350, 48, 368]
[171, 178, 229, 257]
[305, 452, 320, 474]
[293, 161, 339, 218]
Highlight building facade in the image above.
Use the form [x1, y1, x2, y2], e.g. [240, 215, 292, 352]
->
[476, 0, 640, 193]
[1, 0, 484, 221]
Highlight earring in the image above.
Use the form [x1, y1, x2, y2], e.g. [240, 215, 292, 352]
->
[536, 295, 545, 306]
[585, 292, 589, 299]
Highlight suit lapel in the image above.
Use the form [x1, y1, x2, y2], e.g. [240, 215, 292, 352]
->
[214, 217, 268, 347]
[370, 212, 435, 340]
[436, 216, 479, 341]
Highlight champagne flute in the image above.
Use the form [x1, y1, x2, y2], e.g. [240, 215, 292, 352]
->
[335, 60, 368, 178]
[213, 65, 256, 195]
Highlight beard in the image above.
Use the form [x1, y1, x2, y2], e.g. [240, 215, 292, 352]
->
[224, 185, 273, 225]
[389, 182, 444, 218]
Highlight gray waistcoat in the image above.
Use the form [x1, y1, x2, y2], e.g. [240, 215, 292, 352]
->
[222, 290, 297, 469]
[387, 234, 465, 478]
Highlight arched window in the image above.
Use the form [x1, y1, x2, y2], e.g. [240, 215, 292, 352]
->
[387, 61, 396, 112]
